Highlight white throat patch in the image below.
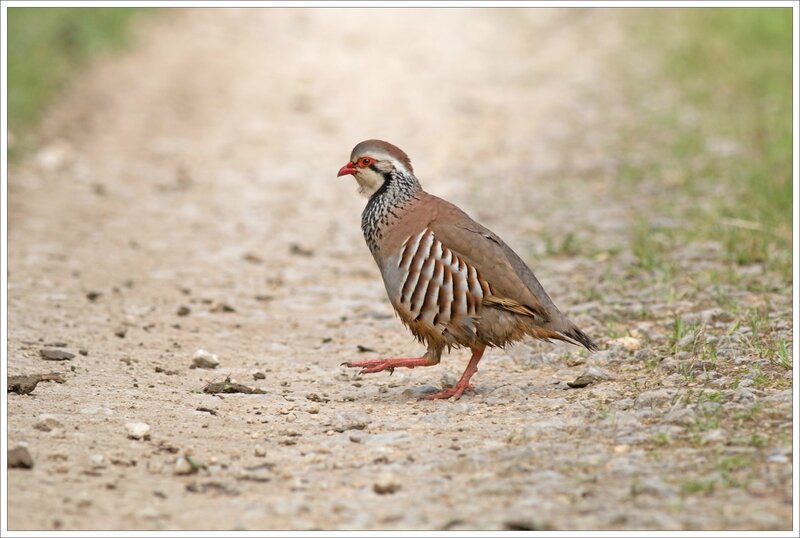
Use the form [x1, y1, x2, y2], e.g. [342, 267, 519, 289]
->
[354, 170, 384, 198]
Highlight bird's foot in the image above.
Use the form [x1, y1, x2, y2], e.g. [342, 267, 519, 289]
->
[423, 382, 474, 401]
[341, 357, 431, 375]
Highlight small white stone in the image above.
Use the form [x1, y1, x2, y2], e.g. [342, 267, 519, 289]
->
[254, 445, 267, 457]
[611, 336, 641, 351]
[35, 140, 73, 172]
[34, 414, 64, 432]
[125, 422, 151, 440]
[90, 454, 108, 468]
[373, 473, 402, 495]
[192, 349, 219, 369]
[307, 405, 320, 414]
[173, 456, 194, 475]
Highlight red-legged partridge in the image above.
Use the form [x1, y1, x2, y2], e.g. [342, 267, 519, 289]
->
[338, 140, 597, 400]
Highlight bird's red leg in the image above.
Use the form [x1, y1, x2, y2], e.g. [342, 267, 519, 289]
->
[341, 356, 437, 375]
[424, 345, 485, 401]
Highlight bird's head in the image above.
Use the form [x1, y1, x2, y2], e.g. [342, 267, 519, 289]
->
[337, 139, 414, 197]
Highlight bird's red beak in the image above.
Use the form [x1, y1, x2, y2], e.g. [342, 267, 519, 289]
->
[337, 162, 356, 177]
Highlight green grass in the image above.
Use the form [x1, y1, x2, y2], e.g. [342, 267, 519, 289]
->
[623, 8, 793, 281]
[8, 7, 146, 156]
[680, 479, 716, 495]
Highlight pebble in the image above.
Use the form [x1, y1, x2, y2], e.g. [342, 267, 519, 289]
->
[210, 302, 236, 313]
[177, 305, 191, 316]
[34, 414, 64, 432]
[90, 454, 108, 468]
[373, 473, 401, 495]
[660, 373, 685, 387]
[567, 366, 613, 388]
[125, 422, 151, 440]
[35, 140, 73, 171]
[402, 384, 439, 398]
[331, 412, 371, 432]
[662, 406, 695, 426]
[610, 336, 641, 351]
[566, 356, 586, 367]
[173, 456, 196, 475]
[307, 405, 320, 414]
[348, 431, 367, 443]
[729, 388, 757, 402]
[659, 358, 678, 372]
[634, 389, 674, 409]
[254, 445, 267, 457]
[8, 446, 34, 469]
[252, 371, 266, 380]
[39, 349, 75, 361]
[192, 349, 219, 369]
[486, 384, 524, 404]
[698, 401, 722, 414]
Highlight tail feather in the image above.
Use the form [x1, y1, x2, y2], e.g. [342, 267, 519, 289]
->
[562, 326, 598, 352]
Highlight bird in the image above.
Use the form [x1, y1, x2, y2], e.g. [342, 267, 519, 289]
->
[337, 139, 598, 400]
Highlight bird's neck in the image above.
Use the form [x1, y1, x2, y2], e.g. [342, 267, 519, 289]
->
[361, 171, 422, 254]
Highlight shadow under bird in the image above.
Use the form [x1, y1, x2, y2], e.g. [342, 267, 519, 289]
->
[337, 139, 598, 400]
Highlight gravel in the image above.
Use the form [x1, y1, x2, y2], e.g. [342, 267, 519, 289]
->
[34, 414, 64, 432]
[5, 8, 791, 532]
[8, 446, 34, 469]
[192, 349, 219, 369]
[39, 349, 75, 361]
[125, 422, 151, 440]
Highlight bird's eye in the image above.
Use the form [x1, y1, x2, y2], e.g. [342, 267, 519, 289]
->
[359, 157, 374, 167]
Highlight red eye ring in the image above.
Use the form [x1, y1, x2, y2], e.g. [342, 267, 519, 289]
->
[358, 157, 374, 167]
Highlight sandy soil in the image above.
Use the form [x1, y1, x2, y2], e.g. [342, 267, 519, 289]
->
[6, 8, 793, 531]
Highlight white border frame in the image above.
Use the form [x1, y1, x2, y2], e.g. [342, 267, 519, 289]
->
[1, 1, 797, 537]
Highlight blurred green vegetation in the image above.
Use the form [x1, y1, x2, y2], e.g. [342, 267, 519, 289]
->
[624, 8, 793, 280]
[8, 7, 146, 156]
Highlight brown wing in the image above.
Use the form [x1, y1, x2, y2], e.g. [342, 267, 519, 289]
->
[424, 194, 559, 324]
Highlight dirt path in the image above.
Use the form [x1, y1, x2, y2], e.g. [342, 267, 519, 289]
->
[6, 8, 792, 531]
